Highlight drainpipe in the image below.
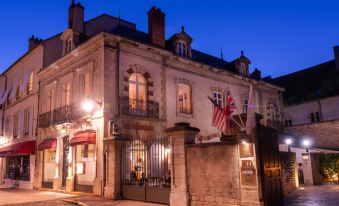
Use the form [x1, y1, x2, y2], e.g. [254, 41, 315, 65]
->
[316, 99, 323, 121]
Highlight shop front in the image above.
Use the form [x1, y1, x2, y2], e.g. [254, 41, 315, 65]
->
[0, 140, 36, 189]
[38, 138, 57, 189]
[71, 130, 96, 193]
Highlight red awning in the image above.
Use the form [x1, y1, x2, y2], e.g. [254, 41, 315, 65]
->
[70, 131, 96, 146]
[38, 138, 57, 151]
[0, 140, 36, 157]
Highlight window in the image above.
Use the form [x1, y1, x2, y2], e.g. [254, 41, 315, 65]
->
[13, 112, 19, 139]
[129, 73, 147, 114]
[213, 91, 223, 106]
[46, 90, 54, 112]
[178, 83, 192, 114]
[16, 80, 23, 100]
[27, 72, 33, 94]
[239, 63, 247, 76]
[310, 112, 321, 123]
[80, 73, 90, 98]
[285, 119, 292, 127]
[66, 39, 73, 53]
[79, 144, 94, 160]
[178, 41, 187, 58]
[6, 156, 30, 181]
[267, 104, 277, 128]
[242, 98, 248, 114]
[23, 108, 30, 136]
[61, 82, 71, 106]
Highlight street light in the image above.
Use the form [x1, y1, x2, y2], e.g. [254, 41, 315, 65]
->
[285, 138, 292, 152]
[302, 139, 311, 152]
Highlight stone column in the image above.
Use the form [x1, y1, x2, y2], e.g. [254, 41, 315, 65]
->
[165, 123, 199, 206]
[103, 138, 124, 199]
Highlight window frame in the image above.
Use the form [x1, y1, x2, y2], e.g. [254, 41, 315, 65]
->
[178, 41, 188, 58]
[212, 91, 224, 107]
[177, 83, 192, 114]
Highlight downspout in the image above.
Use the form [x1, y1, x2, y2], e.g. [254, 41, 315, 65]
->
[1, 75, 7, 135]
[316, 100, 323, 121]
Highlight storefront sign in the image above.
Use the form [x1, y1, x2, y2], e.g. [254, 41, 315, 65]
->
[241, 160, 257, 186]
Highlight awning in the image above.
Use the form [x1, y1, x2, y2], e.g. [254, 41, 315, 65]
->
[38, 138, 56, 151]
[0, 140, 36, 157]
[70, 131, 96, 146]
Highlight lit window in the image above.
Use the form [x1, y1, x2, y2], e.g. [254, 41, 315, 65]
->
[129, 73, 147, 114]
[178, 41, 187, 58]
[62, 82, 71, 106]
[310, 112, 320, 123]
[242, 98, 248, 114]
[213, 91, 223, 106]
[27, 72, 33, 94]
[178, 83, 192, 114]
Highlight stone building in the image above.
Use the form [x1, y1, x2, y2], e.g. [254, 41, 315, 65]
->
[1, 1, 284, 205]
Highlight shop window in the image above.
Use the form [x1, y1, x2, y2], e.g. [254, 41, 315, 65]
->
[213, 91, 223, 106]
[6, 156, 30, 181]
[178, 83, 192, 114]
[128, 73, 147, 114]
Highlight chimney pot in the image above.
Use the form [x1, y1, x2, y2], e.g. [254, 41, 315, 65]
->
[28, 35, 42, 50]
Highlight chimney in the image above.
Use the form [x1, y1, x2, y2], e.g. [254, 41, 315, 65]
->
[68, 1, 84, 34]
[28, 35, 42, 50]
[148, 7, 165, 47]
[333, 46, 339, 71]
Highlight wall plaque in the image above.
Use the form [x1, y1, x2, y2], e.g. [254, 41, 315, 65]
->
[239, 143, 254, 158]
[241, 160, 257, 186]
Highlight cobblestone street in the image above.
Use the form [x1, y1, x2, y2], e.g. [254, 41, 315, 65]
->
[285, 185, 339, 206]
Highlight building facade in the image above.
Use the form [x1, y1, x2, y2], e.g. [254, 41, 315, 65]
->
[1, 2, 284, 205]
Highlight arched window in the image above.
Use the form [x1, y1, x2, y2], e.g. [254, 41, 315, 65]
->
[129, 73, 147, 114]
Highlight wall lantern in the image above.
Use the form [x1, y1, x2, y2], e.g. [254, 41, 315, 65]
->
[302, 153, 310, 160]
[302, 139, 311, 152]
[81, 97, 102, 113]
[285, 138, 292, 152]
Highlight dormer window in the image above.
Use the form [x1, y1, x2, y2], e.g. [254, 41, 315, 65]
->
[239, 63, 247, 77]
[66, 38, 73, 53]
[178, 41, 187, 58]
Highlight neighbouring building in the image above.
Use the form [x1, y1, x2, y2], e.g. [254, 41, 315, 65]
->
[1, 1, 284, 205]
[272, 46, 339, 185]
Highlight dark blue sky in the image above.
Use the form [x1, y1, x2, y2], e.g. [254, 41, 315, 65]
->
[1, 0, 339, 77]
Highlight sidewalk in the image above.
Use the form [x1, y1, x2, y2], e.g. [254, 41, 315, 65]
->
[64, 196, 165, 206]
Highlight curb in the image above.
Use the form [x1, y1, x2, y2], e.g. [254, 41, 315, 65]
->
[62, 199, 90, 206]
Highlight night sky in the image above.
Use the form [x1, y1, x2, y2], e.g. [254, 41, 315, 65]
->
[1, 0, 339, 77]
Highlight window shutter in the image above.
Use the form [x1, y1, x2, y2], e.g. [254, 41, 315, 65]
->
[29, 107, 34, 136]
[18, 111, 24, 138]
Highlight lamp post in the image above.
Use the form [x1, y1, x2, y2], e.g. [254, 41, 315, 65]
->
[302, 139, 310, 153]
[285, 138, 292, 152]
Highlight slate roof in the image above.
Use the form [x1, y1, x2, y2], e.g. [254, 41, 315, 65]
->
[272, 60, 339, 105]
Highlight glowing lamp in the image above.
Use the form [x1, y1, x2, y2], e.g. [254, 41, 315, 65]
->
[285, 138, 292, 145]
[82, 99, 95, 113]
[303, 140, 310, 147]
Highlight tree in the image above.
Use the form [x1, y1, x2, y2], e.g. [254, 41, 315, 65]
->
[320, 154, 339, 183]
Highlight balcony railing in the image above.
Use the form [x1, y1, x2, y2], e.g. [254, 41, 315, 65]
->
[38, 111, 52, 128]
[52, 105, 72, 125]
[121, 97, 159, 119]
[38, 102, 86, 128]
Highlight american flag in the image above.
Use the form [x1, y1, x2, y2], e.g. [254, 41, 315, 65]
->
[208, 90, 237, 133]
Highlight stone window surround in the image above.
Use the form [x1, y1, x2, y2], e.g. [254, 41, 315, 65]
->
[174, 78, 194, 118]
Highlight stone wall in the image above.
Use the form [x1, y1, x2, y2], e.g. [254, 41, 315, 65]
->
[186, 142, 240, 206]
[280, 152, 298, 195]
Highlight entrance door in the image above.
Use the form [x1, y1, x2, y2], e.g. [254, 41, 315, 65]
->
[257, 125, 284, 206]
[122, 136, 171, 204]
[62, 136, 69, 188]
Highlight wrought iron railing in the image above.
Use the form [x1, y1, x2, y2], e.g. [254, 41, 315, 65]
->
[120, 97, 159, 119]
[38, 111, 52, 128]
[52, 105, 72, 125]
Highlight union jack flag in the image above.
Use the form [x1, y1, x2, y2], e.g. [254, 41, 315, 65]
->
[208, 90, 237, 133]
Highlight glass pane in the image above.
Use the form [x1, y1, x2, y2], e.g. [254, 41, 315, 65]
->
[129, 83, 137, 100]
[137, 85, 146, 101]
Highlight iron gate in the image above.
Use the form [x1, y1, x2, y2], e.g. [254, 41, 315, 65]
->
[257, 125, 284, 206]
[121, 136, 171, 204]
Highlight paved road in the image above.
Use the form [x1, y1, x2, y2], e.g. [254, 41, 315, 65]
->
[0, 187, 164, 206]
[285, 185, 339, 206]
